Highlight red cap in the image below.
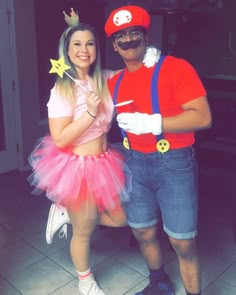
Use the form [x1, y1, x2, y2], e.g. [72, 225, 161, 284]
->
[105, 5, 150, 37]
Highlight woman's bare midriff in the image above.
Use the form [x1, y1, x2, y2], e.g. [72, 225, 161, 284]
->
[72, 133, 107, 156]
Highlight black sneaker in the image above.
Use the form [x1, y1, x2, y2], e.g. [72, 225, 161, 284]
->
[135, 276, 174, 295]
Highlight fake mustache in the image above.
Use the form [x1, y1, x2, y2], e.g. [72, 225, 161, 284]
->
[117, 39, 142, 50]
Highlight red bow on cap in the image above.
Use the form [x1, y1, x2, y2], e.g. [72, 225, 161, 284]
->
[105, 5, 150, 37]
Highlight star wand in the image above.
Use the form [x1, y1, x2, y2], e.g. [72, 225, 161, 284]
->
[49, 56, 88, 92]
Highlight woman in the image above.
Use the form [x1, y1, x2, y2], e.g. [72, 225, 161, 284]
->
[28, 19, 131, 295]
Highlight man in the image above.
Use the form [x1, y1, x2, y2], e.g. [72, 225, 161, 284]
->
[103, 5, 211, 295]
[46, 4, 211, 295]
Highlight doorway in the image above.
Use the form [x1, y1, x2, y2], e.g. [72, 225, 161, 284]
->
[0, 1, 18, 173]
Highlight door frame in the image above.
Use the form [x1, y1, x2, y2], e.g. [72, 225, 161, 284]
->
[0, 0, 22, 174]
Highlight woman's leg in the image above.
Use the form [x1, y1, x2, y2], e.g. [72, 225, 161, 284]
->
[68, 202, 114, 295]
[68, 207, 97, 272]
[97, 206, 127, 227]
[46, 203, 127, 244]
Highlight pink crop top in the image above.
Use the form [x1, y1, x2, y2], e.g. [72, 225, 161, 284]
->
[47, 70, 115, 145]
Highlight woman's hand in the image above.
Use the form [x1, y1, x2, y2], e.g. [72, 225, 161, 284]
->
[86, 91, 101, 117]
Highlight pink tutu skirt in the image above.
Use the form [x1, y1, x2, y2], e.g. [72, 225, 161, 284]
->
[28, 136, 132, 215]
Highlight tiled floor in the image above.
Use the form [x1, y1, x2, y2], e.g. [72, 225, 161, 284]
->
[0, 149, 236, 295]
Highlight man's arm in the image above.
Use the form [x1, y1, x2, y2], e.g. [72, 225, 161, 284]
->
[162, 96, 212, 133]
[116, 96, 212, 136]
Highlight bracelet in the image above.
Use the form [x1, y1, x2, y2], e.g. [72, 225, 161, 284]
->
[87, 110, 96, 119]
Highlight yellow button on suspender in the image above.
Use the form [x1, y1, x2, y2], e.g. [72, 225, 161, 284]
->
[123, 137, 130, 149]
[156, 139, 170, 153]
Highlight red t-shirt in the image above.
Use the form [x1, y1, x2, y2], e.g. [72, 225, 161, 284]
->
[108, 56, 207, 153]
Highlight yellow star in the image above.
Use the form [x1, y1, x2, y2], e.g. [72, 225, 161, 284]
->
[49, 56, 71, 78]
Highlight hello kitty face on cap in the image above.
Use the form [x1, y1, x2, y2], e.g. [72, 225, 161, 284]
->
[113, 10, 132, 27]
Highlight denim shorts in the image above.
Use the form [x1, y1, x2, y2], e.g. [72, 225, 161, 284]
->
[122, 146, 199, 240]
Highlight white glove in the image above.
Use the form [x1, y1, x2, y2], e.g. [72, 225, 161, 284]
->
[143, 45, 161, 68]
[117, 112, 162, 135]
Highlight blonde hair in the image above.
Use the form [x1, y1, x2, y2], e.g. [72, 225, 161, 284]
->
[55, 24, 110, 104]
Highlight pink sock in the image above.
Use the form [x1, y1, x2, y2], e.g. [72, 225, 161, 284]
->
[76, 268, 93, 280]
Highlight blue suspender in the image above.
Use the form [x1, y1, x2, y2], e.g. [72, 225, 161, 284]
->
[151, 55, 166, 141]
[113, 70, 124, 106]
[113, 70, 126, 140]
[113, 56, 166, 145]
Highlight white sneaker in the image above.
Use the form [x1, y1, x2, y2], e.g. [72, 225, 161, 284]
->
[46, 203, 70, 244]
[78, 280, 106, 295]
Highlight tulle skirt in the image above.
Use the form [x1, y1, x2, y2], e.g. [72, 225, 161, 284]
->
[28, 136, 132, 216]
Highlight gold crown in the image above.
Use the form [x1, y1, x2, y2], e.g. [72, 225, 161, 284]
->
[63, 8, 79, 27]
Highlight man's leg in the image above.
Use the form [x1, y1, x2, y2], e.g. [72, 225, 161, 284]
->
[133, 225, 174, 295]
[120, 149, 174, 295]
[170, 237, 201, 295]
[133, 225, 163, 269]
[158, 147, 200, 294]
